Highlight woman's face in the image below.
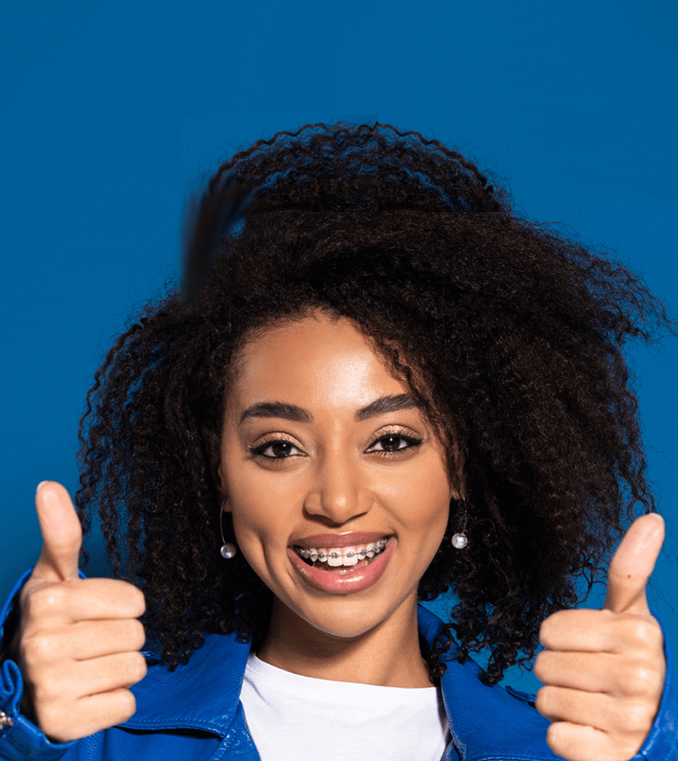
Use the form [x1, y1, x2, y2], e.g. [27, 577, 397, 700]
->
[217, 312, 453, 640]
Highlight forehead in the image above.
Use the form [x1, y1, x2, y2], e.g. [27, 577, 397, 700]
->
[228, 314, 408, 412]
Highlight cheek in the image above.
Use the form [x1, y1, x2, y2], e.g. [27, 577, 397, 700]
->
[223, 463, 300, 573]
[228, 496, 282, 588]
[381, 459, 451, 534]
[228, 483, 280, 544]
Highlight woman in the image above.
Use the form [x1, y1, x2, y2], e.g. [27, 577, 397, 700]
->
[0, 123, 675, 761]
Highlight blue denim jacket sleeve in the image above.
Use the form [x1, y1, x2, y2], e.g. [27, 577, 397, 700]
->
[0, 570, 77, 761]
[635, 614, 678, 760]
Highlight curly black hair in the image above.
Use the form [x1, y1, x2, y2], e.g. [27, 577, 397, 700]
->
[75, 122, 673, 685]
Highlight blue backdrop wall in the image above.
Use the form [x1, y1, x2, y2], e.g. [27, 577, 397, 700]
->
[2, 0, 676, 694]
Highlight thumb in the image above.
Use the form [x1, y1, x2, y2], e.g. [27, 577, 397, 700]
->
[603, 513, 665, 615]
[31, 481, 83, 582]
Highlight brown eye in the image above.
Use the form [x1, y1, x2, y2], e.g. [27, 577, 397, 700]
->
[369, 434, 423, 453]
[253, 440, 301, 459]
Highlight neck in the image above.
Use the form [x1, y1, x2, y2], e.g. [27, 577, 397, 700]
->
[256, 596, 432, 688]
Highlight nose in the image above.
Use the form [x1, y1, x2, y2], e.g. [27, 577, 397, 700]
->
[303, 449, 370, 525]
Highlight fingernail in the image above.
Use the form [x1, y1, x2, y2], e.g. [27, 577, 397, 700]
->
[36, 481, 49, 494]
[634, 514, 665, 553]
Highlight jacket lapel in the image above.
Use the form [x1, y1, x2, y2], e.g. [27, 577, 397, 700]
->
[418, 607, 559, 760]
[123, 631, 251, 737]
[123, 608, 558, 761]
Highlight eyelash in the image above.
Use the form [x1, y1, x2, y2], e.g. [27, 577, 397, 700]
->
[249, 433, 424, 461]
[249, 439, 302, 460]
[366, 433, 424, 456]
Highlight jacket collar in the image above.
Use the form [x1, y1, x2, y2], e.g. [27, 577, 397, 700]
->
[126, 607, 557, 759]
[125, 629, 250, 736]
[419, 607, 558, 759]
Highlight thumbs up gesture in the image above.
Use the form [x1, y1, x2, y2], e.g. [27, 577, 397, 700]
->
[535, 514, 666, 761]
[8, 482, 147, 743]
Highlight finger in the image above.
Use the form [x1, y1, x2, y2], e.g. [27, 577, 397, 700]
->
[536, 685, 615, 730]
[68, 651, 147, 698]
[38, 688, 137, 744]
[604, 513, 664, 615]
[75, 689, 138, 736]
[23, 619, 146, 663]
[73, 619, 146, 660]
[535, 650, 619, 693]
[546, 721, 639, 761]
[539, 608, 663, 653]
[23, 578, 146, 625]
[534, 648, 664, 699]
[536, 685, 654, 735]
[32, 482, 83, 583]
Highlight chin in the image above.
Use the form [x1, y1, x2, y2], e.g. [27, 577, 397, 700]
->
[285, 589, 419, 641]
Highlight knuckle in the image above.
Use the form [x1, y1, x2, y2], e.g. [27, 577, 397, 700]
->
[32, 676, 61, 715]
[620, 701, 654, 735]
[627, 619, 662, 648]
[22, 634, 56, 666]
[27, 587, 66, 618]
[37, 703, 62, 737]
[619, 665, 662, 697]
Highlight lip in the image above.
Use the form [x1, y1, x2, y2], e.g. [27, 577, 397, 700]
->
[290, 532, 390, 549]
[288, 537, 396, 595]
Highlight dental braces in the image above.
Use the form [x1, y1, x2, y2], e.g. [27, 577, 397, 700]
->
[297, 537, 389, 561]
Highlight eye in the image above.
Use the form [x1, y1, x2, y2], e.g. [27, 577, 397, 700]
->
[367, 434, 423, 454]
[251, 439, 303, 459]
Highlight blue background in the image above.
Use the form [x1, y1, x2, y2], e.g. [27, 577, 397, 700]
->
[2, 0, 676, 694]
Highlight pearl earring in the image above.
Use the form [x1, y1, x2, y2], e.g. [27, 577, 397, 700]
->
[220, 500, 237, 559]
[451, 498, 469, 550]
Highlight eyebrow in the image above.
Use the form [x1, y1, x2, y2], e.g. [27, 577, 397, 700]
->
[239, 402, 311, 424]
[239, 394, 419, 425]
[355, 393, 419, 421]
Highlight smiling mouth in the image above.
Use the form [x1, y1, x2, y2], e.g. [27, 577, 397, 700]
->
[293, 537, 392, 574]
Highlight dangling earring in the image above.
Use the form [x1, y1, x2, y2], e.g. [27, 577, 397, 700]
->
[219, 500, 237, 559]
[451, 498, 469, 550]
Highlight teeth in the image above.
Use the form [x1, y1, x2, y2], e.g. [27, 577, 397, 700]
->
[296, 538, 389, 567]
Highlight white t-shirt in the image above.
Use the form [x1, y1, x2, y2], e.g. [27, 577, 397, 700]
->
[240, 653, 449, 761]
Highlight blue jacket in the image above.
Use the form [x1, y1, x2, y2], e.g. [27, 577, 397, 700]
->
[1, 569, 677, 761]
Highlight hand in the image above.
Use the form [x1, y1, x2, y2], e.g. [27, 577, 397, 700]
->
[535, 513, 666, 761]
[8, 482, 147, 743]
